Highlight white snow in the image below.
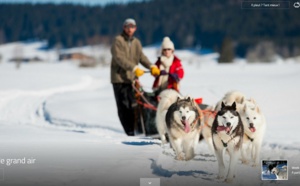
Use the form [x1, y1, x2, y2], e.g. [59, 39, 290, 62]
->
[0, 42, 300, 186]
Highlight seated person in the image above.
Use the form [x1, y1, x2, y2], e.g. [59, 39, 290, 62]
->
[152, 37, 184, 95]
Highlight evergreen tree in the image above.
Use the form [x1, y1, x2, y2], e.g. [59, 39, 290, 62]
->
[218, 37, 234, 63]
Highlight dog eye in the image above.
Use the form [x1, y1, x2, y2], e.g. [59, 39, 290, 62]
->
[222, 116, 226, 119]
[179, 111, 182, 113]
[187, 111, 189, 113]
[254, 117, 256, 120]
[230, 116, 233, 119]
[246, 117, 249, 120]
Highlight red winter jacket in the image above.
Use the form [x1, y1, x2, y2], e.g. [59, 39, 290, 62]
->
[152, 55, 184, 91]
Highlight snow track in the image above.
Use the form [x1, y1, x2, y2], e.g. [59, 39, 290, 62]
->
[0, 76, 94, 125]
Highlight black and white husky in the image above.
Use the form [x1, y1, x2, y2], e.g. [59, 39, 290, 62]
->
[212, 102, 244, 183]
[165, 96, 201, 161]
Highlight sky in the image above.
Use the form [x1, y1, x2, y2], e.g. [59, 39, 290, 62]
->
[0, 0, 145, 6]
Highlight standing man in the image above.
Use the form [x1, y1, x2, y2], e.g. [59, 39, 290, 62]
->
[111, 18, 160, 136]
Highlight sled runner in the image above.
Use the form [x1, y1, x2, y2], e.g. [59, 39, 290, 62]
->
[132, 79, 208, 137]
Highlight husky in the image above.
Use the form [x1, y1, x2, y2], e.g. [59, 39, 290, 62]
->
[212, 102, 244, 183]
[165, 96, 201, 160]
[239, 99, 266, 167]
[201, 91, 245, 152]
[201, 91, 245, 153]
[156, 89, 182, 144]
[271, 167, 288, 180]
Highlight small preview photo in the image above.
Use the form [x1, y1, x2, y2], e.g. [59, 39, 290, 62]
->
[261, 160, 288, 180]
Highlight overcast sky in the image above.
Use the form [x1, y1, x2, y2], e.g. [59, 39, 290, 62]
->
[0, 0, 145, 6]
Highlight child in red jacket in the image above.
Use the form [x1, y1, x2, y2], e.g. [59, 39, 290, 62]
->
[152, 37, 184, 94]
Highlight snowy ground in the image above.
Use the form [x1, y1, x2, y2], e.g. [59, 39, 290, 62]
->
[0, 43, 300, 186]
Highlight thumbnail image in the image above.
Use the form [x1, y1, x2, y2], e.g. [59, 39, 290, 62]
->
[262, 160, 288, 180]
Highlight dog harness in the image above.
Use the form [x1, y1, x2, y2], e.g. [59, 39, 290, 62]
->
[245, 133, 254, 142]
[220, 135, 237, 148]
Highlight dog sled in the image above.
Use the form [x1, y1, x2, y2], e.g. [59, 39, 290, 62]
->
[132, 79, 209, 137]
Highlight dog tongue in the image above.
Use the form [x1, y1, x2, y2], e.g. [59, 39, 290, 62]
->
[249, 127, 256, 132]
[183, 120, 190, 133]
[217, 126, 230, 133]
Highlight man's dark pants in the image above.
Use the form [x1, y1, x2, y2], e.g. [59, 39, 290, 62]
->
[112, 83, 137, 136]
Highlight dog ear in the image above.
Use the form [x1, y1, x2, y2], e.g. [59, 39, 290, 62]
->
[240, 96, 244, 104]
[243, 104, 247, 112]
[232, 102, 236, 110]
[256, 106, 261, 114]
[221, 102, 226, 109]
[176, 96, 181, 102]
[186, 96, 191, 102]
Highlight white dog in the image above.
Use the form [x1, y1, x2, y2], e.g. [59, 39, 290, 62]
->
[240, 100, 266, 166]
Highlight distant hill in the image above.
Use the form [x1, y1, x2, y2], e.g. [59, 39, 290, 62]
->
[0, 0, 299, 57]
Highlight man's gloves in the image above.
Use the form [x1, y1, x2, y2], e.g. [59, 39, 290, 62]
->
[169, 73, 180, 82]
[151, 66, 160, 76]
[134, 67, 144, 77]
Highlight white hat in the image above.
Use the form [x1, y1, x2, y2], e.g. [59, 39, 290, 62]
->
[123, 18, 136, 26]
[161, 37, 174, 50]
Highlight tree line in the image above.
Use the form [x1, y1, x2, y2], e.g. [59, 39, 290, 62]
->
[0, 0, 299, 58]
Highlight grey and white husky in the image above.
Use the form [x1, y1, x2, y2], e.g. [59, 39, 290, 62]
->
[212, 102, 244, 183]
[165, 96, 201, 161]
[156, 89, 182, 144]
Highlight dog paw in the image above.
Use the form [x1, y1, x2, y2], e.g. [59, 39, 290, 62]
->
[185, 154, 195, 161]
[175, 156, 184, 161]
[175, 153, 185, 161]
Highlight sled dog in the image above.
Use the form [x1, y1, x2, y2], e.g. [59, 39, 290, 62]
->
[156, 89, 182, 144]
[212, 102, 244, 182]
[165, 96, 201, 160]
[240, 101, 266, 166]
[202, 91, 245, 152]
